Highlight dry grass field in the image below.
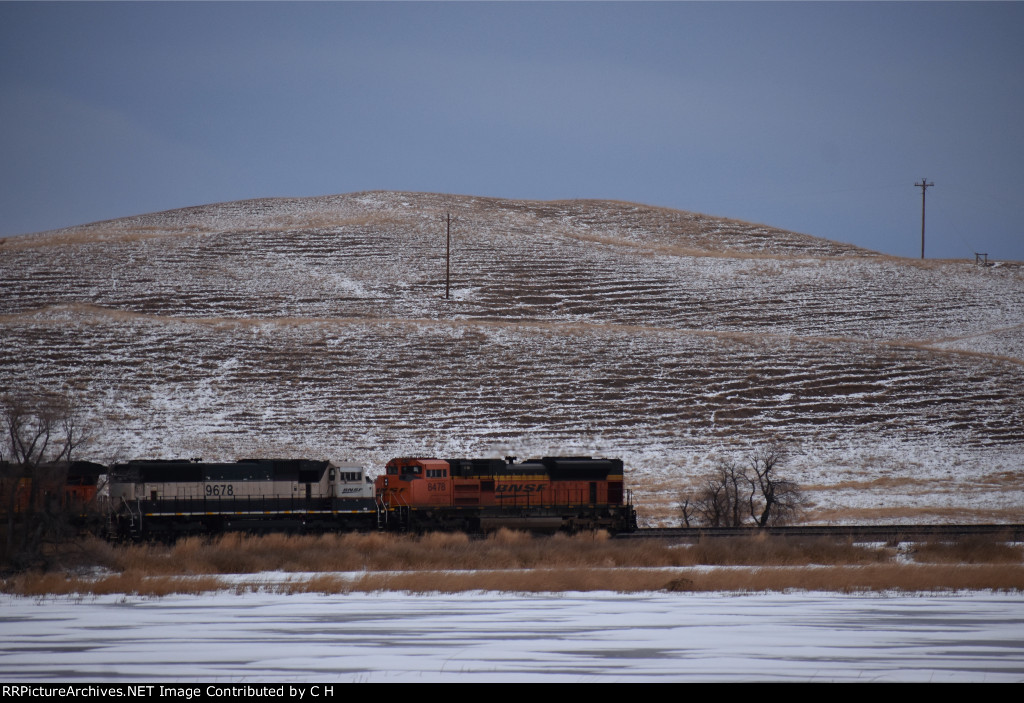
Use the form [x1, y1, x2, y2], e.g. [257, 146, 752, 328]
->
[4, 531, 1022, 596]
[2, 191, 1023, 525]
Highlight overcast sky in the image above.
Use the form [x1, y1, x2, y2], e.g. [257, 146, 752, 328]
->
[2, 2, 1022, 260]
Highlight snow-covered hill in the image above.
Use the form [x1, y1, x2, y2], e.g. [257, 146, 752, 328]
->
[2, 191, 1022, 524]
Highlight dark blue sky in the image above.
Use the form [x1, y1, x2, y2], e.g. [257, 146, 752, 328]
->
[3, 2, 1022, 260]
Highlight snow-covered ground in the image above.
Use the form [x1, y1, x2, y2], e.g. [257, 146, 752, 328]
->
[2, 191, 1023, 523]
[3, 590, 1023, 682]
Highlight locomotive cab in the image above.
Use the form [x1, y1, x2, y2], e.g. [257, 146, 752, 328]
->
[376, 458, 453, 508]
[332, 462, 374, 499]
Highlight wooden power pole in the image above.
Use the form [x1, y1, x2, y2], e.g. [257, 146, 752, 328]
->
[444, 210, 452, 299]
[915, 178, 934, 259]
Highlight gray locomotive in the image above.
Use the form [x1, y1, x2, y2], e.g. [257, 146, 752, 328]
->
[108, 458, 377, 539]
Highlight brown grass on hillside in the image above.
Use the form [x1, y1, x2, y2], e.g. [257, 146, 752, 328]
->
[0, 229, 178, 251]
[978, 469, 1024, 487]
[805, 476, 930, 492]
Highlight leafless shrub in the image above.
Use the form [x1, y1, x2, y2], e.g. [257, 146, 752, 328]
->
[679, 441, 807, 528]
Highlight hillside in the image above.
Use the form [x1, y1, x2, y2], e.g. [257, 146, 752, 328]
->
[2, 191, 1023, 525]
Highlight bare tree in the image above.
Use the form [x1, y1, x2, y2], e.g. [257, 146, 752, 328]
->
[680, 441, 806, 528]
[1, 391, 91, 567]
[677, 494, 695, 528]
[678, 458, 750, 528]
[748, 442, 806, 527]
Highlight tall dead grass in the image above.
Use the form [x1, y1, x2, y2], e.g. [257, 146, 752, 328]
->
[910, 536, 1023, 564]
[6, 564, 1024, 597]
[113, 532, 402, 574]
[103, 530, 679, 574]
[42, 531, 1015, 575]
[4, 570, 224, 597]
[4, 531, 1021, 596]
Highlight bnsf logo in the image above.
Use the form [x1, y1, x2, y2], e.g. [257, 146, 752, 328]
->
[495, 484, 547, 493]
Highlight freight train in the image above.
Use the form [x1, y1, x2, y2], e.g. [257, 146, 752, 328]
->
[107, 456, 636, 539]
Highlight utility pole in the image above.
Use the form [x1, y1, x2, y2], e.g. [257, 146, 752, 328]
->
[915, 178, 934, 259]
[444, 210, 452, 299]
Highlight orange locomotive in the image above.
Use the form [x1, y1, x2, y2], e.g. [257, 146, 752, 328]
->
[0, 460, 105, 524]
[375, 456, 636, 533]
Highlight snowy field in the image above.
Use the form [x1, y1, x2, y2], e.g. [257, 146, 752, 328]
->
[3, 191, 1023, 522]
[3, 590, 1024, 682]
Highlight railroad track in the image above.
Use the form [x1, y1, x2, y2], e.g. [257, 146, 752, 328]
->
[622, 524, 1024, 542]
